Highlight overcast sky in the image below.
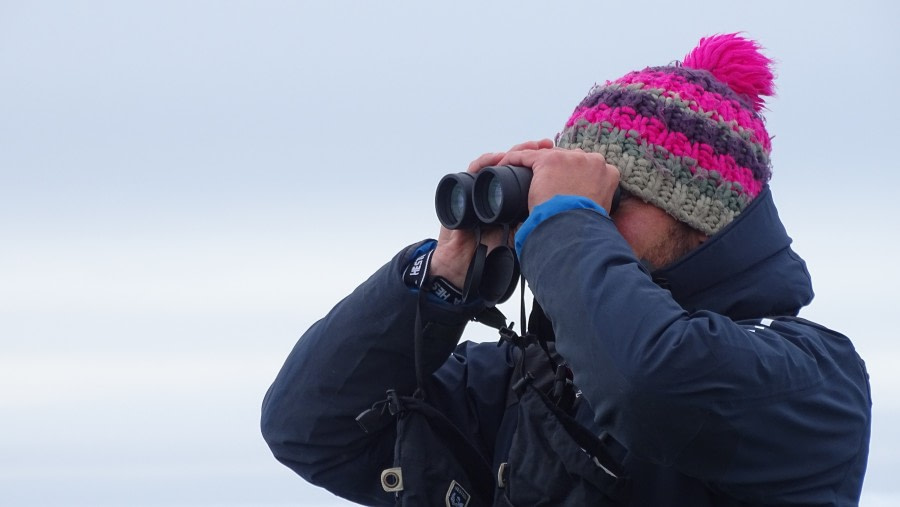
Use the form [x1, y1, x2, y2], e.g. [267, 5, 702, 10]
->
[1, 1, 898, 506]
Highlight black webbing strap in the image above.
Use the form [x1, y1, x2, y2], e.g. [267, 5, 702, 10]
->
[527, 381, 625, 479]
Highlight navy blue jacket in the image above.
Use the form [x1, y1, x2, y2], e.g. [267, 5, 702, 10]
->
[261, 187, 871, 505]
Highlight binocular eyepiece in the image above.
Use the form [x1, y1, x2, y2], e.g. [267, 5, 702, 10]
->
[435, 165, 532, 230]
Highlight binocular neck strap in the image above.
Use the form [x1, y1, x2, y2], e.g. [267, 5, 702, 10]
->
[411, 288, 429, 399]
[463, 225, 521, 305]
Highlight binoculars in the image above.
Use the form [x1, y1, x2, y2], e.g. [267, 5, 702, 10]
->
[436, 165, 621, 229]
[435, 165, 532, 230]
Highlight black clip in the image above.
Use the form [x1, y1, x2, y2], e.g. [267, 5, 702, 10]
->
[497, 323, 518, 345]
[498, 325, 539, 351]
[552, 364, 577, 411]
[552, 364, 570, 399]
[387, 389, 404, 415]
[512, 372, 535, 394]
[355, 389, 405, 433]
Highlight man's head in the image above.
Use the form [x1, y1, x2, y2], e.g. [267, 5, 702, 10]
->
[557, 33, 776, 238]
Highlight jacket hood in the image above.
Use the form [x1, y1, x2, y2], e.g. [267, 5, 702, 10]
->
[651, 186, 814, 320]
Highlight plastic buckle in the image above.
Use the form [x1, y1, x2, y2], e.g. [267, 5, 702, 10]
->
[511, 372, 535, 394]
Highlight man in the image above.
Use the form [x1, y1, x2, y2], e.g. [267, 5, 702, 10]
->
[262, 34, 871, 506]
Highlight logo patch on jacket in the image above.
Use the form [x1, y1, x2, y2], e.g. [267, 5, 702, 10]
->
[445, 480, 470, 507]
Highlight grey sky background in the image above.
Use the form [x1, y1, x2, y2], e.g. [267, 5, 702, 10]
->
[1, 1, 898, 505]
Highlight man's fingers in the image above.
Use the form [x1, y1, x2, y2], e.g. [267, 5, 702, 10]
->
[466, 152, 506, 173]
[606, 162, 621, 179]
[496, 149, 541, 169]
[466, 140, 552, 174]
[507, 139, 554, 153]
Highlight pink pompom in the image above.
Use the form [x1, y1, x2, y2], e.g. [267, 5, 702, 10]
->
[682, 33, 775, 112]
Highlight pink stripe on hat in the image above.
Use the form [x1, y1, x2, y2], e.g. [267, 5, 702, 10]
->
[571, 105, 762, 196]
[612, 71, 771, 151]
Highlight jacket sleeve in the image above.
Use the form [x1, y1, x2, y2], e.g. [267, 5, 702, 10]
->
[519, 209, 871, 504]
[260, 242, 508, 505]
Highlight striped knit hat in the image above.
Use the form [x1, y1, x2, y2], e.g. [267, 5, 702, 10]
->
[556, 33, 775, 235]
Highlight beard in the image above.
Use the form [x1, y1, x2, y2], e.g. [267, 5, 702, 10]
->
[639, 220, 703, 272]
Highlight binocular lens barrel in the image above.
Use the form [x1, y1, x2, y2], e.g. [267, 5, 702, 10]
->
[472, 166, 532, 225]
[435, 166, 532, 229]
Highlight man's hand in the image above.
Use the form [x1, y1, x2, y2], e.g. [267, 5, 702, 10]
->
[497, 147, 620, 213]
[429, 139, 555, 288]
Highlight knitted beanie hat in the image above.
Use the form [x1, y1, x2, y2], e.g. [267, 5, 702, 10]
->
[556, 33, 775, 235]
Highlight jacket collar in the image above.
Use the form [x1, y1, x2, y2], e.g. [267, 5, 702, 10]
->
[651, 186, 814, 320]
